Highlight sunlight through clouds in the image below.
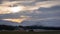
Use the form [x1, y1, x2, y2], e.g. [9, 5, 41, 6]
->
[0, 0, 60, 14]
[0, 0, 60, 26]
[2, 18, 26, 23]
[1, 15, 31, 23]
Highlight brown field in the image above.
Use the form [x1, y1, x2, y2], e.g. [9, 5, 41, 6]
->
[0, 30, 60, 34]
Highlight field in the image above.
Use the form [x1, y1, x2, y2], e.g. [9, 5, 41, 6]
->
[0, 30, 60, 34]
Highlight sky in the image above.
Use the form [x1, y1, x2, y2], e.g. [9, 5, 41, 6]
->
[0, 0, 60, 27]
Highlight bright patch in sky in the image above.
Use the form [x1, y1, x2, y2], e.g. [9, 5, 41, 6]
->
[2, 18, 26, 23]
[10, 6, 24, 13]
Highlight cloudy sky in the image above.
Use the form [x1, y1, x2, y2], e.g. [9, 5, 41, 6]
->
[0, 0, 60, 27]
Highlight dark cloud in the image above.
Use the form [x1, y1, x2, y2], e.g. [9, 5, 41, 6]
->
[20, 18, 60, 27]
[0, 0, 2, 4]
[0, 13, 21, 19]
[38, 5, 60, 11]
[34, 5, 60, 18]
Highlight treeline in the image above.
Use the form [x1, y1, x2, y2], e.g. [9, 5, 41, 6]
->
[0, 25, 60, 30]
[19, 26, 60, 30]
[0, 25, 17, 30]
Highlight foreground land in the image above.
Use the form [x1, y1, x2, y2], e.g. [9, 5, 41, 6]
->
[0, 30, 60, 34]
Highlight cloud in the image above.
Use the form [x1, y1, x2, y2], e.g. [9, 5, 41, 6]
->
[0, 0, 60, 26]
[0, 0, 60, 14]
[17, 0, 60, 12]
[0, 20, 21, 26]
[1, 15, 31, 23]
[36, 1, 60, 8]
[2, 18, 26, 23]
[20, 17, 60, 27]
[37, 5, 60, 14]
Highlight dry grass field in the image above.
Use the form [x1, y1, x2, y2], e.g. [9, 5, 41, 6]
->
[0, 30, 60, 34]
